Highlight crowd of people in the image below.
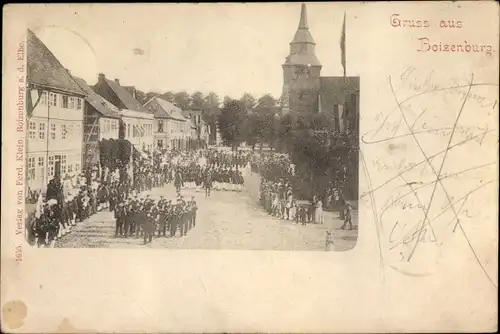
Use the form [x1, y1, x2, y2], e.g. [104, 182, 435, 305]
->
[25, 146, 355, 248]
[171, 149, 251, 196]
[25, 148, 255, 247]
[26, 150, 179, 247]
[114, 193, 197, 243]
[254, 152, 354, 228]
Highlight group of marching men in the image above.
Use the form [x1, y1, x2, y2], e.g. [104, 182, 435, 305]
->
[204, 149, 250, 169]
[27, 148, 253, 247]
[114, 192, 197, 244]
[174, 164, 245, 194]
[172, 149, 251, 194]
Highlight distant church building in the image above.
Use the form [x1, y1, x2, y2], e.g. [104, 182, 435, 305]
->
[281, 3, 359, 134]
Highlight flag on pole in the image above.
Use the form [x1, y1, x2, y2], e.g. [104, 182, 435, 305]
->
[340, 11, 346, 80]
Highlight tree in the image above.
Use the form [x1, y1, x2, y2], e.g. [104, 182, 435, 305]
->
[239, 92, 257, 112]
[174, 91, 191, 110]
[190, 91, 205, 110]
[144, 91, 161, 103]
[223, 95, 233, 106]
[217, 99, 247, 150]
[135, 89, 147, 105]
[161, 91, 175, 103]
[256, 94, 278, 110]
[243, 113, 260, 150]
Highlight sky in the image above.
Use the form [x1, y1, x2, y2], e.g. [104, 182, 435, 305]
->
[28, 3, 362, 100]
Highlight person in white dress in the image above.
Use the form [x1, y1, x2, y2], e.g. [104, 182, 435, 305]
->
[315, 197, 324, 224]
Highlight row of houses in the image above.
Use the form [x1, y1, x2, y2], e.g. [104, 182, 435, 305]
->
[26, 29, 209, 192]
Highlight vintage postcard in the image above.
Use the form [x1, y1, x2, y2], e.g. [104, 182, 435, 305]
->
[1, 2, 498, 333]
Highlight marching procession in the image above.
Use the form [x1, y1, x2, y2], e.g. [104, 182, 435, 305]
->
[25, 146, 355, 249]
[26, 148, 252, 247]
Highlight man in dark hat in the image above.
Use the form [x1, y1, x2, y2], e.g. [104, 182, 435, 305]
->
[114, 202, 125, 237]
[125, 198, 135, 237]
[340, 202, 353, 230]
[170, 199, 182, 237]
[143, 201, 156, 244]
[157, 197, 167, 237]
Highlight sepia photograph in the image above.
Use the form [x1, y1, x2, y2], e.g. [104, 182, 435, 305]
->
[3, 2, 497, 333]
[24, 3, 360, 250]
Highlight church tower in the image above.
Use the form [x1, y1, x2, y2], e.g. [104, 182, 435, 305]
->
[281, 3, 322, 114]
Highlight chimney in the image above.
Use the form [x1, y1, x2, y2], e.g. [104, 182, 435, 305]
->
[114, 78, 120, 85]
[66, 68, 71, 75]
[98, 73, 105, 82]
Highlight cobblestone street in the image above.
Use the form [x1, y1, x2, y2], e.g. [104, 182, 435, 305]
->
[56, 173, 357, 251]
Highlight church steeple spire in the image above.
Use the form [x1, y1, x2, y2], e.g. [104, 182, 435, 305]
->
[298, 3, 308, 29]
[285, 3, 321, 66]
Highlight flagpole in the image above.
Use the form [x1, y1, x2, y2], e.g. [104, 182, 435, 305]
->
[341, 11, 347, 82]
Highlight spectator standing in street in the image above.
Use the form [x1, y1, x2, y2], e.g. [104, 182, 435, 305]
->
[341, 202, 353, 230]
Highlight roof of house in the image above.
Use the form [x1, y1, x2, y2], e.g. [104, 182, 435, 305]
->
[72, 76, 121, 119]
[122, 86, 136, 97]
[319, 76, 360, 110]
[145, 97, 187, 121]
[27, 29, 86, 96]
[102, 78, 149, 113]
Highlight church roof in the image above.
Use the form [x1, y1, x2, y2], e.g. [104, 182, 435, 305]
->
[319, 76, 360, 109]
[72, 76, 121, 119]
[27, 29, 86, 96]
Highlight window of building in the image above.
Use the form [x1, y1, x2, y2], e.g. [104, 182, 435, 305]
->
[27, 157, 36, 180]
[77, 98, 82, 110]
[38, 122, 46, 140]
[157, 139, 163, 149]
[49, 92, 57, 106]
[67, 162, 73, 174]
[50, 123, 56, 140]
[48, 156, 55, 177]
[69, 97, 75, 109]
[38, 157, 45, 180]
[127, 124, 130, 138]
[29, 121, 36, 139]
[62, 95, 69, 108]
[61, 124, 67, 140]
[40, 91, 48, 106]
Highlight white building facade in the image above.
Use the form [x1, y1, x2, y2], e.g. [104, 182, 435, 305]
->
[27, 30, 87, 193]
[120, 109, 154, 152]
